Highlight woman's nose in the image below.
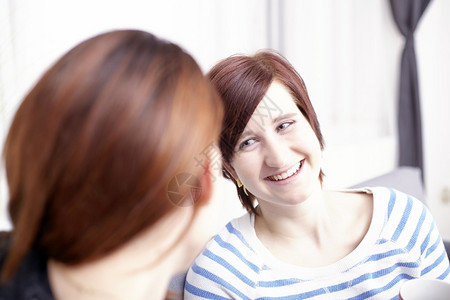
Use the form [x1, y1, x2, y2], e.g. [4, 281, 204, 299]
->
[263, 137, 288, 168]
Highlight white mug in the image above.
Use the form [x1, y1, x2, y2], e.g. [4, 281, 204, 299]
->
[399, 278, 450, 300]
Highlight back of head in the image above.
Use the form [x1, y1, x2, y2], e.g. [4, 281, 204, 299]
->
[207, 50, 323, 214]
[1, 30, 223, 280]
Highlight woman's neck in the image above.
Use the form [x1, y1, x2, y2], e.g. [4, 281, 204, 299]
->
[253, 189, 373, 267]
[48, 248, 178, 300]
[48, 209, 194, 300]
[255, 189, 331, 242]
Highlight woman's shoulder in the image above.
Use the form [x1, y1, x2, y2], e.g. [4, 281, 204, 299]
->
[371, 187, 427, 212]
[341, 186, 426, 210]
[357, 187, 430, 223]
[185, 213, 260, 298]
[332, 187, 430, 231]
[189, 212, 257, 269]
[0, 232, 54, 300]
[367, 187, 437, 246]
[0, 231, 12, 244]
[203, 213, 254, 252]
[0, 231, 12, 265]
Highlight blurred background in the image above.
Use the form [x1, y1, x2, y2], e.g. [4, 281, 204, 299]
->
[1, 0, 449, 239]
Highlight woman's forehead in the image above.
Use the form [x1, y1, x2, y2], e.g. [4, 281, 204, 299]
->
[251, 82, 299, 121]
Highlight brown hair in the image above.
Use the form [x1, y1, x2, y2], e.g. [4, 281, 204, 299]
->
[208, 50, 324, 214]
[1, 30, 223, 280]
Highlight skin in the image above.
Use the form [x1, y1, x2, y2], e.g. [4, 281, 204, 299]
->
[232, 80, 323, 207]
[230, 81, 373, 267]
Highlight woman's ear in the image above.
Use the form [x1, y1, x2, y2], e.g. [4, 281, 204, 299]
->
[196, 160, 215, 206]
[223, 162, 238, 182]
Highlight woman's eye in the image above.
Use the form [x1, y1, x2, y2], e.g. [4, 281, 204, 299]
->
[239, 138, 256, 150]
[277, 121, 294, 131]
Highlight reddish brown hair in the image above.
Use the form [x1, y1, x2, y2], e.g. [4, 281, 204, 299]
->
[1, 30, 223, 280]
[208, 50, 324, 214]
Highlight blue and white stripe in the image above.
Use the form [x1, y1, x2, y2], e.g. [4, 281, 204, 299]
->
[185, 187, 450, 299]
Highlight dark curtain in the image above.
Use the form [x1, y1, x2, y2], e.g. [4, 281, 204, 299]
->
[389, 0, 431, 182]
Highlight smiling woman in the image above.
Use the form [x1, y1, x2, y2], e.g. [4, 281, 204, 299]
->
[184, 50, 450, 299]
[231, 81, 323, 208]
[209, 52, 325, 215]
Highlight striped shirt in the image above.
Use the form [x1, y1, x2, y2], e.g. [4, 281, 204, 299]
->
[185, 187, 450, 299]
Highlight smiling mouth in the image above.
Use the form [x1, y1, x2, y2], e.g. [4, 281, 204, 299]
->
[266, 160, 304, 182]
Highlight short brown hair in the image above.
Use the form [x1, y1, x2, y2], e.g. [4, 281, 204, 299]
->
[1, 30, 223, 280]
[208, 50, 324, 214]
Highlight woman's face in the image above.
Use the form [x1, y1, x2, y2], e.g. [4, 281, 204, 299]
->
[230, 81, 322, 206]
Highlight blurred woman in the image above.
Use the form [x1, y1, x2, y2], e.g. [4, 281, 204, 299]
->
[185, 51, 450, 299]
[0, 29, 223, 300]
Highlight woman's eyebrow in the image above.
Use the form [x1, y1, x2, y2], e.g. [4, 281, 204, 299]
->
[238, 130, 252, 142]
[272, 113, 298, 124]
[237, 112, 298, 141]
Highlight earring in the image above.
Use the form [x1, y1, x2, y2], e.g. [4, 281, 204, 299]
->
[236, 178, 249, 196]
[236, 178, 243, 188]
[243, 186, 249, 196]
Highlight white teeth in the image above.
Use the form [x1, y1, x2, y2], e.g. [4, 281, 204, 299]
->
[287, 167, 295, 177]
[268, 161, 302, 181]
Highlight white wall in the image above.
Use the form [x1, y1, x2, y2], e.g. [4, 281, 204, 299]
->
[1, 1, 449, 239]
